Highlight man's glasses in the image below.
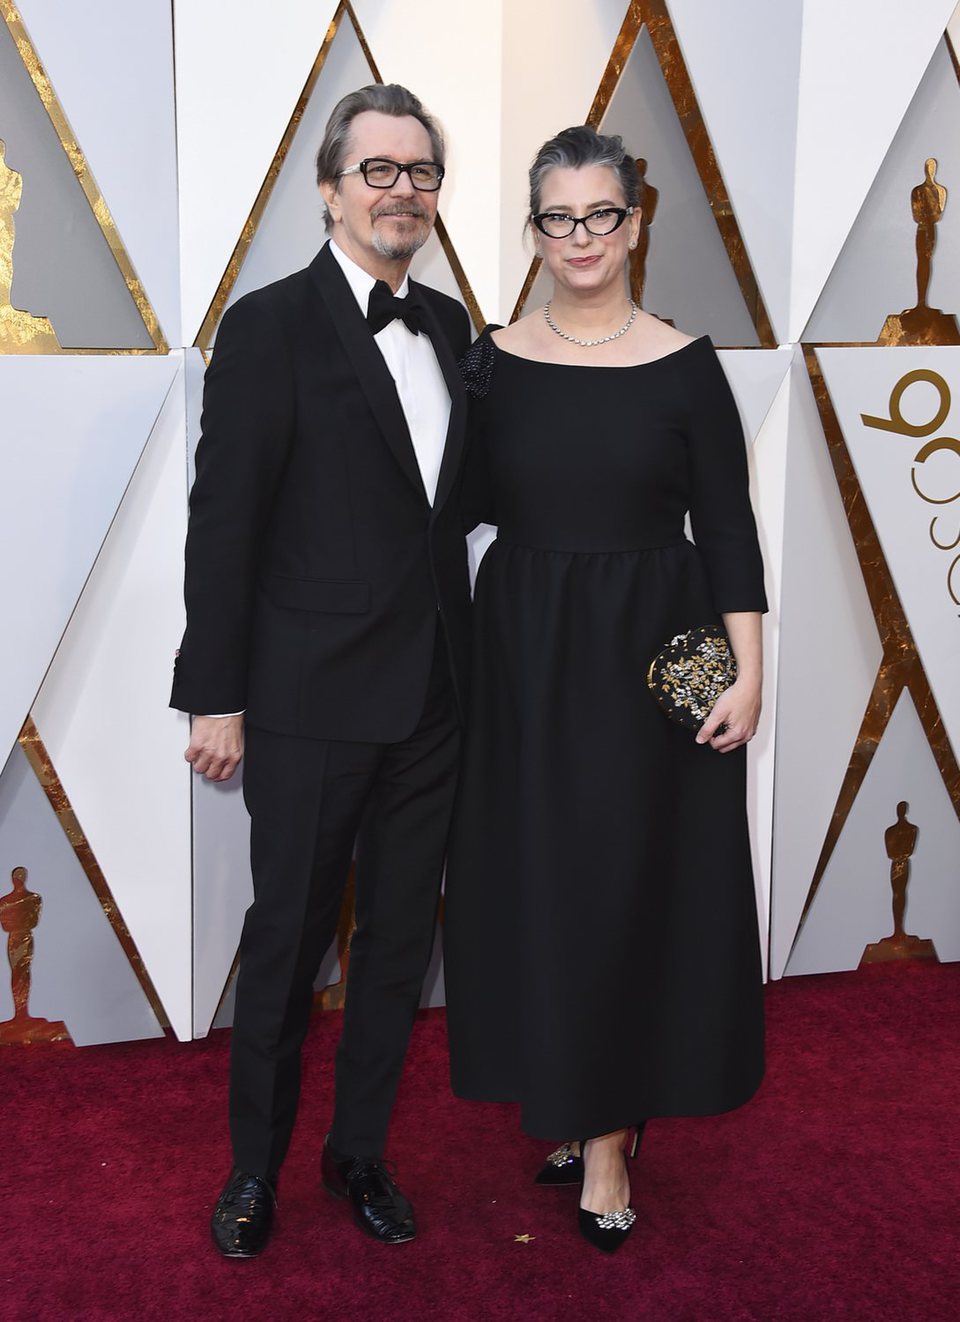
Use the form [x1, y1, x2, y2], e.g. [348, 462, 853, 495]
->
[532, 207, 634, 238]
[336, 158, 445, 191]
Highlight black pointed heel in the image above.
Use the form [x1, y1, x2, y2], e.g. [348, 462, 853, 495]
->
[534, 1122, 645, 1186]
[576, 1127, 643, 1254]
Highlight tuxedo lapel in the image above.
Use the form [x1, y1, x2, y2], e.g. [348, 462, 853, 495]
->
[309, 245, 427, 502]
[417, 287, 466, 516]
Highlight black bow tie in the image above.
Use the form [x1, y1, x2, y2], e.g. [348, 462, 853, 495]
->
[366, 280, 426, 336]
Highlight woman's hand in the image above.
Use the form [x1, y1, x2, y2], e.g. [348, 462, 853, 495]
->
[696, 673, 761, 753]
[695, 610, 763, 753]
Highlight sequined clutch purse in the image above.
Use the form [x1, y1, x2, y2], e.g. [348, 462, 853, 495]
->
[646, 626, 737, 732]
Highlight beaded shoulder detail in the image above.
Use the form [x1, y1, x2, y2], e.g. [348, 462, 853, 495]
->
[459, 331, 496, 399]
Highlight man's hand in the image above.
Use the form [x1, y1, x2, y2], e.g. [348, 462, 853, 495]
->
[185, 714, 244, 782]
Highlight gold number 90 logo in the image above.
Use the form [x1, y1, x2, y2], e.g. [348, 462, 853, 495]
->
[861, 369, 960, 604]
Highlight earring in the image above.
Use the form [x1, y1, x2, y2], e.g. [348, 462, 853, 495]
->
[629, 241, 637, 250]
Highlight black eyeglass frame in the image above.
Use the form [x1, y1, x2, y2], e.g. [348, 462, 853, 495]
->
[531, 206, 634, 237]
[335, 157, 446, 191]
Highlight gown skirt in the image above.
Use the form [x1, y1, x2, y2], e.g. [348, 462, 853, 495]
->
[443, 332, 767, 1141]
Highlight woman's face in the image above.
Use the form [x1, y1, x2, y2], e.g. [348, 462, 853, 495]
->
[532, 164, 641, 298]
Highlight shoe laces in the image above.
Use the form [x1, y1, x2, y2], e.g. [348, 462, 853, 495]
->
[220, 1173, 275, 1214]
[348, 1157, 402, 1203]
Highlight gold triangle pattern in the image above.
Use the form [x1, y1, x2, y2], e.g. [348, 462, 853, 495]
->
[1, 0, 167, 353]
[194, 0, 483, 351]
[788, 350, 960, 959]
[17, 716, 170, 1029]
[510, 0, 775, 346]
[787, 20, 960, 957]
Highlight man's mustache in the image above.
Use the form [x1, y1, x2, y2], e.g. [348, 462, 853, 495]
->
[372, 203, 429, 221]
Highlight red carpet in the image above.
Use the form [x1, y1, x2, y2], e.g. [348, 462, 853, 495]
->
[4, 962, 959, 1322]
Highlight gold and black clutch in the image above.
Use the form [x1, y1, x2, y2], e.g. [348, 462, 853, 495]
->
[646, 626, 737, 732]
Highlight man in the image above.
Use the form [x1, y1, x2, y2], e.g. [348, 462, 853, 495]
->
[171, 84, 472, 1257]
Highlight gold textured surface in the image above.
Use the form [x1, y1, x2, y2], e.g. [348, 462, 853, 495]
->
[17, 718, 170, 1029]
[1, 0, 167, 353]
[511, 0, 775, 345]
[0, 138, 60, 351]
[195, 0, 484, 350]
[791, 350, 960, 948]
[0, 865, 70, 1043]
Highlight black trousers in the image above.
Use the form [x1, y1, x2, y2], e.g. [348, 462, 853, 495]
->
[230, 630, 460, 1177]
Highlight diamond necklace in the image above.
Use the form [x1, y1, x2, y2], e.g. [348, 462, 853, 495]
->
[543, 299, 638, 347]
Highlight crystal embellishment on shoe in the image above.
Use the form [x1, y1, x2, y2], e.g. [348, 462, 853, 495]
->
[577, 1203, 638, 1253]
[595, 1206, 637, 1231]
[534, 1141, 584, 1186]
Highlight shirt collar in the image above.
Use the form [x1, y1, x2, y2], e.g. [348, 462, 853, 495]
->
[328, 239, 410, 313]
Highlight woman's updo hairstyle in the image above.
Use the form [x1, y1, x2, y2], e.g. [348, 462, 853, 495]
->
[528, 125, 641, 217]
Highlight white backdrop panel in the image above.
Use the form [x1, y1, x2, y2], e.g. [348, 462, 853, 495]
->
[0, 355, 178, 764]
[669, 0, 802, 345]
[16, 0, 181, 346]
[352, 0, 502, 325]
[174, 0, 340, 344]
[499, 0, 627, 318]
[600, 25, 759, 346]
[787, 689, 960, 974]
[790, 0, 956, 342]
[31, 357, 193, 1041]
[727, 357, 793, 978]
[818, 346, 960, 767]
[212, 15, 467, 337]
[769, 354, 884, 978]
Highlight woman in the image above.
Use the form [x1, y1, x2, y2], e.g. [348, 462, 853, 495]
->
[443, 126, 767, 1253]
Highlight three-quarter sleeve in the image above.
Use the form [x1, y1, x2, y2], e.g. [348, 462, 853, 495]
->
[683, 343, 767, 615]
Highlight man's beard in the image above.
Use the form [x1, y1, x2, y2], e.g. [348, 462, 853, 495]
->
[371, 206, 431, 260]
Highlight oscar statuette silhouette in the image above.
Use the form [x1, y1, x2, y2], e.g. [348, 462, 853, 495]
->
[860, 802, 939, 965]
[0, 866, 69, 1042]
[879, 159, 960, 345]
[0, 138, 60, 353]
[628, 159, 675, 327]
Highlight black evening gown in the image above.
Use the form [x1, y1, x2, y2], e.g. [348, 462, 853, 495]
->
[444, 330, 768, 1141]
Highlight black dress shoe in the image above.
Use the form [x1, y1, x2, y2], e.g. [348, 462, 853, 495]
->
[321, 1140, 416, 1244]
[210, 1168, 277, 1258]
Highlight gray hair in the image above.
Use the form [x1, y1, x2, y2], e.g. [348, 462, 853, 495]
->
[529, 125, 641, 216]
[315, 83, 445, 231]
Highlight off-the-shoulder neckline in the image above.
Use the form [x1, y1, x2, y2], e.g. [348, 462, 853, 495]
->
[482, 327, 710, 370]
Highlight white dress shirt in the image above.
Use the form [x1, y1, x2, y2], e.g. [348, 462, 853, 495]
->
[328, 238, 451, 505]
[203, 240, 452, 718]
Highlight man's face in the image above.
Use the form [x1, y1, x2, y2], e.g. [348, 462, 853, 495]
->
[321, 110, 440, 275]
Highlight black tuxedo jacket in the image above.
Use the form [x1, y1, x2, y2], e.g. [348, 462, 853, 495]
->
[171, 243, 473, 742]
